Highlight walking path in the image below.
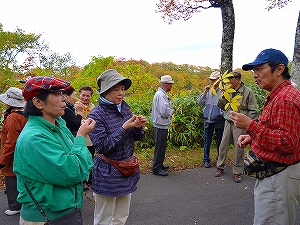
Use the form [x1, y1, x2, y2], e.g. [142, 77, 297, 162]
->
[1, 167, 300, 224]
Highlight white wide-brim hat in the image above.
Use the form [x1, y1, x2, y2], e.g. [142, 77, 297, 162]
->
[0, 87, 26, 107]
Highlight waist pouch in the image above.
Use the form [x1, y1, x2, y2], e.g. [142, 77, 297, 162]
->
[244, 151, 288, 180]
[24, 183, 83, 225]
[98, 154, 139, 177]
[45, 208, 82, 225]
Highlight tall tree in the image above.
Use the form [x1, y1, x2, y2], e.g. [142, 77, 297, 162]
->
[291, 11, 300, 87]
[156, 0, 235, 74]
[266, 0, 300, 87]
[0, 24, 42, 91]
[39, 51, 75, 79]
[0, 24, 76, 92]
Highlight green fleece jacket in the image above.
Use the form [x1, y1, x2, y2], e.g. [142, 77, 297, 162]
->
[14, 115, 93, 222]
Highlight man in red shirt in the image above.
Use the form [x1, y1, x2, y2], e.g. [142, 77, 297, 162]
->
[230, 48, 300, 225]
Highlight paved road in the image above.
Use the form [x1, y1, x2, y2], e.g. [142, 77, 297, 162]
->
[1, 167, 300, 224]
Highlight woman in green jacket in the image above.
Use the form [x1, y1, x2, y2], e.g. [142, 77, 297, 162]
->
[14, 76, 95, 224]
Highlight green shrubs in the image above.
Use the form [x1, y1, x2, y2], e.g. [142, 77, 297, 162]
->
[169, 91, 204, 148]
[128, 90, 204, 150]
[128, 85, 267, 152]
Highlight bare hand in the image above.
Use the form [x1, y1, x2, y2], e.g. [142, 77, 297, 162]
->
[77, 118, 96, 137]
[75, 101, 85, 115]
[135, 115, 148, 128]
[230, 111, 252, 130]
[204, 85, 210, 93]
[237, 135, 252, 148]
[122, 116, 140, 130]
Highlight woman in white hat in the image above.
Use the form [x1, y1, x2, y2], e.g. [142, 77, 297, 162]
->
[0, 87, 27, 216]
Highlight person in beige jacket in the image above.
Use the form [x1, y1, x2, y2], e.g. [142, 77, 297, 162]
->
[76, 86, 95, 188]
[214, 72, 258, 183]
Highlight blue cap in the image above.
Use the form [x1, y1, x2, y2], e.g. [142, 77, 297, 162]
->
[242, 48, 289, 71]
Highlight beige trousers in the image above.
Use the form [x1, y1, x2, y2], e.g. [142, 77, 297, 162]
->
[216, 120, 245, 175]
[93, 193, 131, 225]
[254, 162, 300, 225]
[20, 217, 44, 225]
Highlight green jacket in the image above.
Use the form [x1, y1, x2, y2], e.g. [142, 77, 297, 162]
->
[218, 82, 259, 121]
[14, 116, 93, 222]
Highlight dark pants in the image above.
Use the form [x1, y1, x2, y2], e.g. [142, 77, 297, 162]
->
[87, 145, 95, 184]
[4, 176, 21, 211]
[152, 127, 168, 172]
[203, 122, 224, 163]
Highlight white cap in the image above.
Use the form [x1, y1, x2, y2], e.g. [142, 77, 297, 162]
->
[160, 75, 174, 84]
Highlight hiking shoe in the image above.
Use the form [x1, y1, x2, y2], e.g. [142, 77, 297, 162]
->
[161, 164, 169, 171]
[234, 174, 243, 183]
[204, 162, 211, 168]
[215, 168, 224, 177]
[5, 210, 20, 216]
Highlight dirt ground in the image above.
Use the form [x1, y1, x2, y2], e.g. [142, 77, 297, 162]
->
[0, 175, 5, 190]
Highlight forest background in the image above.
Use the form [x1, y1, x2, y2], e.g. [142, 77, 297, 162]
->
[0, 20, 275, 177]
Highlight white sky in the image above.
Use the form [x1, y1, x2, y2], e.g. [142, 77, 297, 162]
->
[0, 0, 299, 70]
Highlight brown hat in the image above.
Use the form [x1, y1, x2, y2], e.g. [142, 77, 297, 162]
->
[97, 69, 131, 95]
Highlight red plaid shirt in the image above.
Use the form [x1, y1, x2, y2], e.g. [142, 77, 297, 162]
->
[247, 80, 300, 164]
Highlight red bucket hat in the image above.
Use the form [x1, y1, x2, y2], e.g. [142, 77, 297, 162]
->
[23, 76, 70, 101]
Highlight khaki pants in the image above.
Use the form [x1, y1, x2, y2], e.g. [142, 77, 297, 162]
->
[93, 193, 131, 225]
[216, 120, 245, 175]
[20, 217, 44, 225]
[254, 162, 300, 225]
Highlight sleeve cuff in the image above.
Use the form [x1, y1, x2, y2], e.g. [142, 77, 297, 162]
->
[74, 136, 87, 146]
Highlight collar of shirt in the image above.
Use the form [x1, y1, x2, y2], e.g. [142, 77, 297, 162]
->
[265, 80, 291, 105]
[100, 96, 122, 112]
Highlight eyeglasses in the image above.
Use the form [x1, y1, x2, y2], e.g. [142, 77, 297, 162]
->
[251, 66, 267, 73]
[228, 76, 239, 79]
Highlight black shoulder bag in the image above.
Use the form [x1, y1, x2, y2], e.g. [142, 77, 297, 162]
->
[24, 183, 83, 225]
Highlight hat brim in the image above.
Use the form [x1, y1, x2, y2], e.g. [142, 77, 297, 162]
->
[0, 93, 26, 107]
[242, 60, 268, 71]
[208, 76, 219, 80]
[98, 78, 132, 94]
[160, 81, 175, 84]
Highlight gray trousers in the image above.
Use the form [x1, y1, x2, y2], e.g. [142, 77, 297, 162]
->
[254, 162, 300, 225]
[152, 127, 168, 172]
[216, 120, 245, 174]
[4, 176, 22, 211]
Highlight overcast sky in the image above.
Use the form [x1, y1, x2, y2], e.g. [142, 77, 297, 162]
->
[0, 0, 299, 70]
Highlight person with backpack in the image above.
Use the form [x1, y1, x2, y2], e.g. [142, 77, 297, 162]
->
[0, 87, 27, 216]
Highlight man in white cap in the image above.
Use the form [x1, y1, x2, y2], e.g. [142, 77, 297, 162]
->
[197, 71, 225, 168]
[151, 75, 175, 176]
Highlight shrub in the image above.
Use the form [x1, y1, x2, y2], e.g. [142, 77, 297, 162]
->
[128, 89, 204, 150]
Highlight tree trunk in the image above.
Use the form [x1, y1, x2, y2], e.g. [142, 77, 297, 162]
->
[290, 11, 300, 88]
[220, 0, 235, 74]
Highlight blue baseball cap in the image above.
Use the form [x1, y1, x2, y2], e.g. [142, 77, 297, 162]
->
[242, 48, 289, 71]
